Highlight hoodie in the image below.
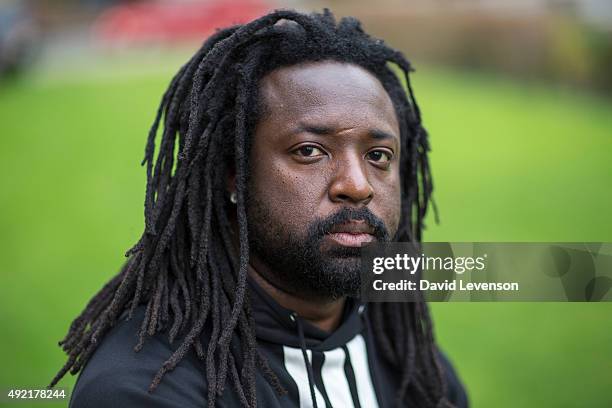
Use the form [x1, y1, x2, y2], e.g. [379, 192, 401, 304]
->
[69, 277, 468, 407]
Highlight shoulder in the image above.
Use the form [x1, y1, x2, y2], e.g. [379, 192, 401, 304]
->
[69, 308, 206, 408]
[438, 351, 469, 408]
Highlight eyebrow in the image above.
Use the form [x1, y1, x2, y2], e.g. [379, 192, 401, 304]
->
[370, 129, 397, 141]
[294, 124, 398, 141]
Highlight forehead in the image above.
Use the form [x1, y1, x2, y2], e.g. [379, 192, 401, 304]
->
[257, 61, 400, 136]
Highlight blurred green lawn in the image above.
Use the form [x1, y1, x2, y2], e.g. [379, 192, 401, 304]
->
[0, 59, 611, 407]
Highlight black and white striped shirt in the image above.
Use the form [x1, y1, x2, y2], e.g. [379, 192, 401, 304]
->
[70, 278, 467, 407]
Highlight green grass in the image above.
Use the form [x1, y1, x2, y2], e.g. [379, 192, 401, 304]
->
[0, 60, 611, 407]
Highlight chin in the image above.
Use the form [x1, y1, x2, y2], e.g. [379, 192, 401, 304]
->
[308, 258, 362, 298]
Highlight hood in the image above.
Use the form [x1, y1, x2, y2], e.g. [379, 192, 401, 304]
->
[247, 276, 365, 350]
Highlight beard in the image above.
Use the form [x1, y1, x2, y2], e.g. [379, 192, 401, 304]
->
[246, 196, 391, 301]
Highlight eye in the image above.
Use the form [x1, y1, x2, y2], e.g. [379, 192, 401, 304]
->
[293, 145, 326, 158]
[367, 149, 393, 164]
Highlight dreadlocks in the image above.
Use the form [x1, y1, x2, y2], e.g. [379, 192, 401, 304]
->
[51, 9, 449, 408]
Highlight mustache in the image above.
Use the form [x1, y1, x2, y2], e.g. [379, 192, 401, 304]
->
[307, 207, 390, 242]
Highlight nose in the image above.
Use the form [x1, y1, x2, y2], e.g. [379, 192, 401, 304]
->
[328, 154, 374, 205]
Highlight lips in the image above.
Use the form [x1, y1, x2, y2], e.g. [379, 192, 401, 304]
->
[326, 221, 376, 247]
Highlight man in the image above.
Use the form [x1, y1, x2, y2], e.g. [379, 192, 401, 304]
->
[52, 9, 467, 408]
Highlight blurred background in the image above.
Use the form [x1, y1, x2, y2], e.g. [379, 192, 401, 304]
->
[1, 0, 611, 407]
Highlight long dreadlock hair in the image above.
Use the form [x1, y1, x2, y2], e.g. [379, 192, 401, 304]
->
[51, 9, 450, 408]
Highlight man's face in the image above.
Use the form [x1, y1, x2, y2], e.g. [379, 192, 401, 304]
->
[247, 61, 402, 300]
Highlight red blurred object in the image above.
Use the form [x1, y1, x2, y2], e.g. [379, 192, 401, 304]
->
[93, 0, 273, 46]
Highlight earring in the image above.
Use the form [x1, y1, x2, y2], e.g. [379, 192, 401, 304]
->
[230, 191, 237, 204]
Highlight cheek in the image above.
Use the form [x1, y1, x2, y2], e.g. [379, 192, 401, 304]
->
[249, 158, 323, 229]
[373, 173, 402, 235]
[386, 193, 402, 235]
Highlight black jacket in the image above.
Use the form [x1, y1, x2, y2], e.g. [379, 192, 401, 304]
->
[70, 278, 468, 407]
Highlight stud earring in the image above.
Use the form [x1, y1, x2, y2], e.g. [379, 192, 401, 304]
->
[230, 191, 237, 204]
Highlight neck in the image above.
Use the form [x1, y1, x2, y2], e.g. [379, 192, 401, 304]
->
[248, 257, 346, 333]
